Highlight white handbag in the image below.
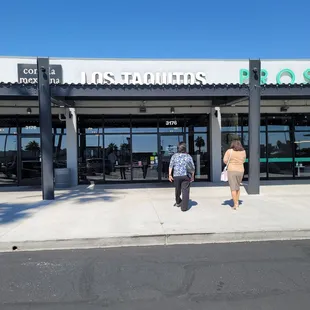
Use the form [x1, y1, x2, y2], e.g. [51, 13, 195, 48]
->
[221, 149, 232, 182]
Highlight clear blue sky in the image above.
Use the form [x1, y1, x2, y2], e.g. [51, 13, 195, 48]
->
[1, 0, 309, 59]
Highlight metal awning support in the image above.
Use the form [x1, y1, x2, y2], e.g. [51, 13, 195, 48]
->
[248, 59, 261, 195]
[37, 57, 54, 200]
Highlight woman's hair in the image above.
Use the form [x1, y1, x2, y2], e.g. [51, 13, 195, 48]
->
[178, 142, 187, 153]
[230, 139, 244, 151]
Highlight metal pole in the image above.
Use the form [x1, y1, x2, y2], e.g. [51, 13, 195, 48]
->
[37, 57, 55, 200]
[248, 59, 261, 195]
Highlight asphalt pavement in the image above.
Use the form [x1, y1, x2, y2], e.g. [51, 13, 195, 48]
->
[1, 240, 310, 309]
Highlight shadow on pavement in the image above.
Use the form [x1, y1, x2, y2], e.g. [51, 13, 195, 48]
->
[0, 200, 53, 225]
[0, 187, 123, 225]
[188, 200, 198, 210]
[222, 199, 243, 208]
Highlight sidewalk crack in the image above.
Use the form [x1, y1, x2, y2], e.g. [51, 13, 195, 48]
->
[147, 189, 166, 235]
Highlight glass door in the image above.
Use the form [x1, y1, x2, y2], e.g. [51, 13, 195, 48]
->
[132, 134, 159, 181]
[159, 134, 185, 180]
[20, 136, 42, 186]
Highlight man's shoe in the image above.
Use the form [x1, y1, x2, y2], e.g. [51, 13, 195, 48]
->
[173, 202, 181, 207]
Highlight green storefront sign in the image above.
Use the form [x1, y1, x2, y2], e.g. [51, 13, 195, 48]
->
[239, 68, 310, 84]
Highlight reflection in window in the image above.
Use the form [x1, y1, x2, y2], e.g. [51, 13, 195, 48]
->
[241, 116, 267, 132]
[131, 116, 157, 133]
[78, 116, 103, 134]
[294, 114, 310, 131]
[105, 135, 131, 181]
[267, 132, 293, 178]
[104, 117, 130, 133]
[20, 137, 41, 185]
[52, 116, 67, 134]
[185, 114, 208, 133]
[0, 135, 18, 184]
[0, 117, 17, 134]
[267, 115, 292, 131]
[54, 135, 67, 168]
[78, 134, 104, 183]
[243, 132, 267, 178]
[221, 114, 242, 132]
[132, 134, 158, 180]
[192, 133, 208, 179]
[20, 117, 40, 134]
[294, 132, 310, 178]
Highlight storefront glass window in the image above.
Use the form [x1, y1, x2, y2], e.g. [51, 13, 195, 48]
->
[131, 116, 157, 133]
[78, 134, 104, 183]
[242, 132, 267, 178]
[294, 131, 310, 178]
[20, 117, 40, 134]
[221, 132, 242, 157]
[52, 116, 67, 134]
[0, 117, 17, 134]
[20, 137, 41, 185]
[193, 133, 208, 179]
[132, 134, 158, 180]
[241, 115, 267, 132]
[221, 114, 242, 132]
[267, 131, 294, 178]
[160, 134, 185, 180]
[159, 115, 184, 133]
[104, 134, 131, 181]
[78, 116, 103, 134]
[104, 116, 130, 133]
[0, 135, 18, 185]
[53, 135, 67, 169]
[53, 127, 67, 134]
[185, 114, 208, 133]
[267, 115, 292, 131]
[294, 114, 310, 131]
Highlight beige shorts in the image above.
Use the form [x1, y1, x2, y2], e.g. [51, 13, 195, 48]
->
[227, 171, 244, 191]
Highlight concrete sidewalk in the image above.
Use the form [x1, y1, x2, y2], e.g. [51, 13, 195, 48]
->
[0, 181, 310, 252]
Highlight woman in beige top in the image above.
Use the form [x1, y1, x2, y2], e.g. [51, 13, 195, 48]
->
[223, 140, 246, 210]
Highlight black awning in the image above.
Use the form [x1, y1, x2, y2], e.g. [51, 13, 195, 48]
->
[261, 83, 310, 97]
[1, 82, 310, 101]
[0, 82, 38, 99]
[50, 83, 249, 99]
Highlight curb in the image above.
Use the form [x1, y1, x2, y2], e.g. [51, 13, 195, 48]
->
[1, 230, 310, 253]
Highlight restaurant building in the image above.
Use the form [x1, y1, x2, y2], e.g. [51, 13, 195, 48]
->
[0, 56, 310, 199]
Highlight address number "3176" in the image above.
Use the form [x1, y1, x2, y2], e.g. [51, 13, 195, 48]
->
[166, 121, 177, 126]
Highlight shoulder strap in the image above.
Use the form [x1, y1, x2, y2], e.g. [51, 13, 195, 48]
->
[226, 149, 233, 167]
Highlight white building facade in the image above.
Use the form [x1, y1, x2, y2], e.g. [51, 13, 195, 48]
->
[0, 57, 309, 190]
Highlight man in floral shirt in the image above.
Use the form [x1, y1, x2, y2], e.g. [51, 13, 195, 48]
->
[168, 142, 195, 212]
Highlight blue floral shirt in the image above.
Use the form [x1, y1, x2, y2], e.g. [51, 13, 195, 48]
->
[169, 153, 195, 177]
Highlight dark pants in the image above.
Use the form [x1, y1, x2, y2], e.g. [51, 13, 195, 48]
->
[142, 165, 148, 179]
[174, 176, 190, 212]
[120, 167, 126, 179]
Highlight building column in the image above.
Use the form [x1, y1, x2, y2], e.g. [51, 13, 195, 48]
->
[37, 57, 54, 200]
[248, 59, 261, 195]
[210, 107, 222, 182]
[66, 108, 78, 186]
